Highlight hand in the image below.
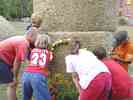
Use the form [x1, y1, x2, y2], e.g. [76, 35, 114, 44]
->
[8, 80, 18, 88]
[77, 86, 81, 93]
[126, 54, 133, 61]
[111, 54, 120, 60]
[78, 96, 80, 100]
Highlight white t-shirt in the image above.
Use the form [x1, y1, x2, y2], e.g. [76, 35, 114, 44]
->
[65, 49, 110, 89]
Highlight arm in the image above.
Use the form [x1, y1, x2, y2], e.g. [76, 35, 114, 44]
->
[9, 57, 21, 87]
[13, 44, 29, 81]
[111, 47, 131, 63]
[125, 42, 133, 63]
[125, 54, 133, 63]
[111, 54, 132, 64]
[65, 56, 81, 92]
[72, 72, 81, 93]
[49, 51, 54, 62]
[111, 41, 133, 63]
[12, 57, 21, 81]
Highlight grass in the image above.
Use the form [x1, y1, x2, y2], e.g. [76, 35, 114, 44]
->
[0, 85, 8, 100]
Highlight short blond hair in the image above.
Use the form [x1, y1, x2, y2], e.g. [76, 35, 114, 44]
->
[35, 34, 49, 49]
[31, 13, 42, 28]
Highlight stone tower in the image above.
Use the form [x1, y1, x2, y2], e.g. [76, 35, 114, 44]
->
[33, 0, 118, 72]
[33, 0, 117, 32]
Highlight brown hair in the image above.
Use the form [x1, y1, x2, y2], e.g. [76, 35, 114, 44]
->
[34, 34, 49, 49]
[114, 31, 128, 47]
[31, 13, 42, 28]
[70, 37, 81, 54]
[93, 47, 107, 60]
[26, 27, 39, 45]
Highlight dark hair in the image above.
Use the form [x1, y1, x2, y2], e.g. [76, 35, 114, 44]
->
[70, 38, 81, 54]
[26, 24, 32, 31]
[93, 47, 107, 60]
[114, 31, 128, 47]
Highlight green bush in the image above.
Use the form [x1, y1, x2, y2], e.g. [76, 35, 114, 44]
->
[0, 0, 32, 19]
[48, 73, 79, 100]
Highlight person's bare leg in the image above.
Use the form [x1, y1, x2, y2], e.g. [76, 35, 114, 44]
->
[7, 85, 17, 100]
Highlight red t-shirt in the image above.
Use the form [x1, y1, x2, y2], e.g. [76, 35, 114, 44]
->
[102, 58, 132, 98]
[24, 48, 53, 76]
[0, 36, 29, 67]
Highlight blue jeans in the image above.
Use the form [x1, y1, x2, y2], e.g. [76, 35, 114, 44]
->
[21, 72, 51, 100]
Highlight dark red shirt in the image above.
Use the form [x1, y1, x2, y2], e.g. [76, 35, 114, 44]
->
[102, 58, 132, 98]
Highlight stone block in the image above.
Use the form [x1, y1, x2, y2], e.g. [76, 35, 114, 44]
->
[48, 32, 114, 73]
[33, 0, 117, 31]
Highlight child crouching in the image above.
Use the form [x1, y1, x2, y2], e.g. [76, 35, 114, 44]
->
[21, 34, 53, 100]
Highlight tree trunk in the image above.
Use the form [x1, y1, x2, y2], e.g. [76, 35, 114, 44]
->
[20, 0, 28, 17]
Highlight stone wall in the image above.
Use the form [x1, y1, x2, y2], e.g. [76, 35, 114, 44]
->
[33, 0, 118, 31]
[0, 16, 16, 40]
[33, 0, 116, 72]
[48, 32, 114, 73]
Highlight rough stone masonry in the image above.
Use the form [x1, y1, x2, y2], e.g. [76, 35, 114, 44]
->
[33, 0, 118, 72]
[33, 0, 117, 31]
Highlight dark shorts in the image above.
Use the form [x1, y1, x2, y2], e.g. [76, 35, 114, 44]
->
[0, 59, 13, 84]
